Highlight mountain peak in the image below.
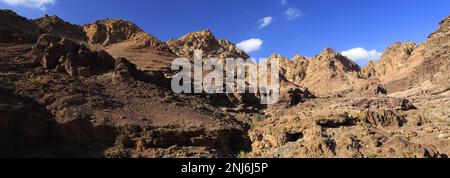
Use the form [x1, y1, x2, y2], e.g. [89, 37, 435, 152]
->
[0, 9, 41, 43]
[179, 29, 215, 41]
[268, 53, 285, 59]
[83, 18, 144, 45]
[429, 15, 450, 39]
[440, 15, 450, 25]
[166, 29, 248, 60]
[33, 14, 86, 41]
[0, 9, 19, 16]
[319, 48, 339, 56]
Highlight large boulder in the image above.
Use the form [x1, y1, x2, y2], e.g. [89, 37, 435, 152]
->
[32, 34, 115, 76]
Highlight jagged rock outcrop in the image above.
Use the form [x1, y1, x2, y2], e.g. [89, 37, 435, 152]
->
[33, 15, 87, 42]
[301, 48, 361, 95]
[363, 15, 450, 95]
[32, 34, 115, 76]
[166, 30, 249, 60]
[265, 49, 364, 97]
[83, 18, 172, 51]
[362, 42, 417, 80]
[249, 97, 448, 158]
[0, 9, 41, 43]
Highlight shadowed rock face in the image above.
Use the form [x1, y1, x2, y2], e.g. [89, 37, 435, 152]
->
[0, 9, 41, 43]
[32, 34, 116, 76]
[0, 90, 118, 157]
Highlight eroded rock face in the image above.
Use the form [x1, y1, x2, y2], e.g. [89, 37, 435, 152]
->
[32, 15, 86, 42]
[32, 34, 115, 76]
[83, 18, 143, 46]
[265, 48, 363, 97]
[363, 15, 450, 94]
[166, 30, 249, 60]
[248, 97, 448, 158]
[82, 19, 173, 51]
[82, 18, 177, 71]
[362, 42, 416, 80]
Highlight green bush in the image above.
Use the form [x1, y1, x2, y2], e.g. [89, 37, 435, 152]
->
[255, 114, 266, 122]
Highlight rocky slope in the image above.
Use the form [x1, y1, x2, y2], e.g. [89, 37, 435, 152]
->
[248, 97, 449, 158]
[33, 15, 87, 42]
[266, 48, 371, 97]
[0, 9, 40, 43]
[83, 19, 177, 71]
[0, 31, 249, 157]
[166, 30, 249, 60]
[363, 15, 450, 95]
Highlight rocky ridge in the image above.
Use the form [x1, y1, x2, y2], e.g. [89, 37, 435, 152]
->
[363, 15, 450, 95]
[166, 29, 249, 60]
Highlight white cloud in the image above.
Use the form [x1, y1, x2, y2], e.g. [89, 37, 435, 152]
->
[284, 7, 302, 20]
[341, 47, 382, 61]
[237, 38, 263, 53]
[280, 0, 287, 5]
[1, 0, 56, 10]
[259, 16, 273, 29]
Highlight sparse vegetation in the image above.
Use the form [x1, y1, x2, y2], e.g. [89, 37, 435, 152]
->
[255, 114, 267, 122]
[237, 151, 251, 158]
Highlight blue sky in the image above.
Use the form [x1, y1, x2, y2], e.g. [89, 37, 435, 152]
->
[1, 0, 449, 66]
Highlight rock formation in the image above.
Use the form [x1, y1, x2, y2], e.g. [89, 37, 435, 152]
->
[32, 34, 115, 76]
[265, 48, 364, 96]
[166, 29, 249, 60]
[33, 15, 87, 42]
[363, 15, 450, 95]
[82, 19, 177, 71]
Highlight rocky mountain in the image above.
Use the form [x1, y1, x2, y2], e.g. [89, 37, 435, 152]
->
[363, 15, 450, 96]
[83, 19, 177, 71]
[0, 9, 448, 158]
[266, 48, 365, 97]
[0, 32, 248, 158]
[33, 15, 87, 42]
[166, 29, 249, 60]
[0, 9, 40, 43]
